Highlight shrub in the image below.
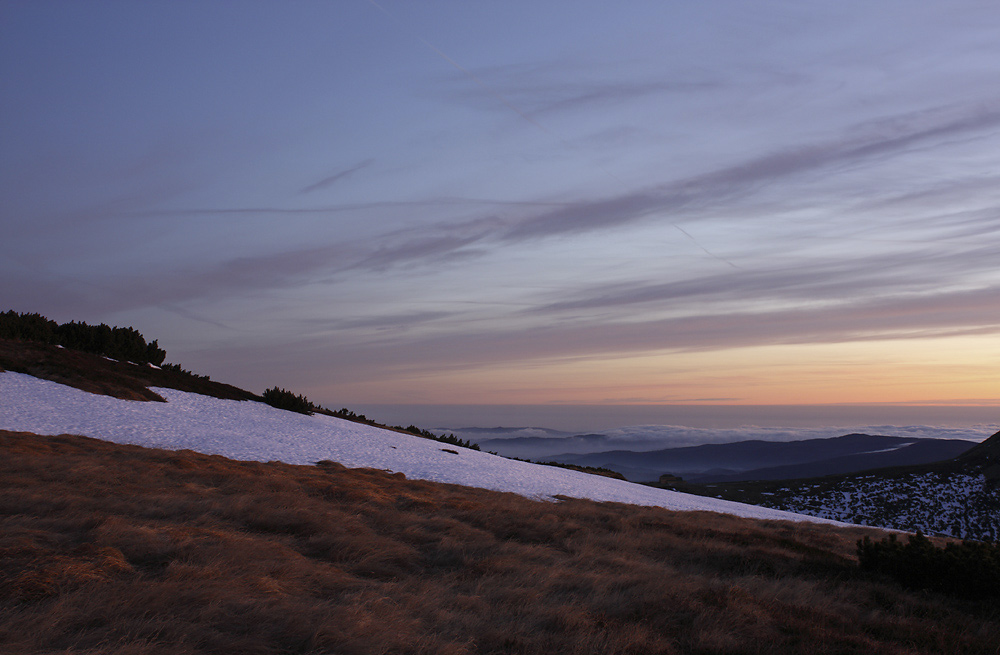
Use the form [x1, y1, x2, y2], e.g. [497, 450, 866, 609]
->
[0, 310, 58, 343]
[857, 531, 1000, 598]
[331, 407, 369, 422]
[396, 425, 480, 451]
[0, 310, 166, 365]
[160, 362, 211, 381]
[262, 387, 314, 415]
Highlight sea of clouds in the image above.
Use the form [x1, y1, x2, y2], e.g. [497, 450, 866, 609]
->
[442, 423, 996, 459]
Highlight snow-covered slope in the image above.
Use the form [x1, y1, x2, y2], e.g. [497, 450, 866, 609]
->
[0, 371, 847, 526]
[753, 471, 1000, 541]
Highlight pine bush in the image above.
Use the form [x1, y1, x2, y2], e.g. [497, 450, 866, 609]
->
[858, 531, 1000, 598]
[262, 387, 314, 415]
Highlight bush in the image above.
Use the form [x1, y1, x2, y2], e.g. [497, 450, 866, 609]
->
[160, 363, 210, 381]
[262, 387, 314, 415]
[857, 531, 1000, 598]
[0, 311, 58, 343]
[0, 311, 166, 365]
[395, 425, 480, 451]
[331, 407, 369, 422]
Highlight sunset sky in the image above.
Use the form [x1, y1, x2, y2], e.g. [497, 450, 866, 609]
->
[3, 1, 999, 416]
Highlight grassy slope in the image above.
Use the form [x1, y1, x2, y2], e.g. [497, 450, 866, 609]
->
[3, 430, 999, 655]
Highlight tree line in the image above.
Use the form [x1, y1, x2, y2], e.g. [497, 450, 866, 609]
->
[0, 310, 166, 366]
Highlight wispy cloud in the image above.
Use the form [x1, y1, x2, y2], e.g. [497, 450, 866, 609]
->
[500, 102, 1000, 242]
[299, 159, 374, 194]
[313, 311, 452, 332]
[12, 100, 1000, 350]
[197, 283, 1000, 384]
[526, 243, 1000, 317]
[445, 68, 719, 118]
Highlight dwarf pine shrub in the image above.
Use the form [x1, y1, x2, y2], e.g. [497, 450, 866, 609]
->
[397, 425, 480, 450]
[857, 531, 1000, 599]
[0, 310, 167, 365]
[262, 386, 314, 415]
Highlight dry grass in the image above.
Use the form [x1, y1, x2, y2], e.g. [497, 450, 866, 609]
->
[2, 430, 998, 654]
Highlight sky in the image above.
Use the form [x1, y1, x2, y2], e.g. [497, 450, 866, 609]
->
[2, 1, 999, 423]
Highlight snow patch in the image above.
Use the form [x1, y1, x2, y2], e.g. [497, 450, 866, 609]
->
[0, 371, 847, 526]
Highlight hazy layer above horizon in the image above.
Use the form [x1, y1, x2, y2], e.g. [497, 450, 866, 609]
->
[348, 403, 999, 435]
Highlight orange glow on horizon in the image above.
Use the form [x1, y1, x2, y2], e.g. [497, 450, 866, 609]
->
[318, 333, 1000, 407]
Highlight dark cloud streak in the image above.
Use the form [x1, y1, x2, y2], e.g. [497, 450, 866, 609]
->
[299, 159, 374, 194]
[15, 103, 1000, 334]
[526, 243, 1000, 316]
[500, 103, 1000, 242]
[195, 284, 1000, 384]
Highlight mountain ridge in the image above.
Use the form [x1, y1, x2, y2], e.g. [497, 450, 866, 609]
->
[543, 432, 978, 482]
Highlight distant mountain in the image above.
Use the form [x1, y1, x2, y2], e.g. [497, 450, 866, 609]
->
[692, 438, 975, 483]
[545, 433, 977, 482]
[693, 430, 1000, 541]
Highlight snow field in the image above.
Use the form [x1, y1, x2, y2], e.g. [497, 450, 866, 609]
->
[0, 371, 847, 526]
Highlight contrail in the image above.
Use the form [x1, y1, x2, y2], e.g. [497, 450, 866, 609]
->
[364, 0, 739, 269]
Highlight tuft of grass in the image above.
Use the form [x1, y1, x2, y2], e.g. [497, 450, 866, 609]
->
[2, 429, 999, 654]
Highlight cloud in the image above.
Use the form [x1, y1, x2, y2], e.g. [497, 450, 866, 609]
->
[498, 102, 1000, 242]
[36, 99, 994, 311]
[298, 159, 374, 194]
[526, 241, 1000, 316]
[194, 282, 1000, 387]
[429, 284, 999, 369]
[316, 311, 452, 332]
[450, 74, 718, 119]
[433, 56, 721, 116]
[13, 100, 1000, 329]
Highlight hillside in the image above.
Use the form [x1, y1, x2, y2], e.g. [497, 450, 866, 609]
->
[4, 430, 999, 654]
[0, 370, 844, 523]
[957, 428, 1000, 474]
[688, 433, 1000, 541]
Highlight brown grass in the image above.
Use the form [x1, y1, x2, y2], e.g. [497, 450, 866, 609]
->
[2, 430, 998, 654]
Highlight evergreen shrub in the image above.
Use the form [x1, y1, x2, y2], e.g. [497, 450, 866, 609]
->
[857, 531, 1000, 599]
[0, 310, 166, 365]
[262, 386, 315, 415]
